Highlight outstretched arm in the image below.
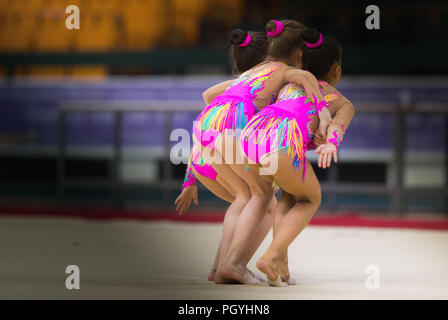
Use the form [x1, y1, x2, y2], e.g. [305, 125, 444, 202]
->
[202, 80, 235, 105]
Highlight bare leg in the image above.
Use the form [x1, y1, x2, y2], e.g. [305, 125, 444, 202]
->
[224, 135, 275, 266]
[191, 168, 236, 280]
[202, 150, 262, 283]
[192, 161, 273, 282]
[272, 191, 296, 284]
[215, 134, 275, 284]
[257, 155, 322, 283]
[192, 167, 235, 203]
[273, 192, 295, 238]
[241, 196, 276, 265]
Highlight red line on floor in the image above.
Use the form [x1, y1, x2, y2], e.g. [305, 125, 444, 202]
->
[0, 206, 448, 230]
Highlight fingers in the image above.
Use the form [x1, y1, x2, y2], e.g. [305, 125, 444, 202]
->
[303, 81, 319, 104]
[321, 153, 327, 169]
[318, 153, 323, 168]
[314, 132, 323, 142]
[303, 72, 324, 103]
[175, 194, 184, 213]
[317, 144, 339, 169]
[315, 90, 324, 103]
[179, 204, 186, 215]
[309, 77, 324, 103]
[179, 200, 191, 215]
[176, 196, 189, 215]
[294, 70, 323, 104]
[176, 201, 183, 214]
[318, 131, 327, 141]
[193, 193, 199, 206]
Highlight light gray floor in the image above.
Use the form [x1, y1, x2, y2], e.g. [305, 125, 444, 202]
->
[0, 216, 447, 299]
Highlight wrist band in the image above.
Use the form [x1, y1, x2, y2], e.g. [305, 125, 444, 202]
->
[327, 130, 340, 151]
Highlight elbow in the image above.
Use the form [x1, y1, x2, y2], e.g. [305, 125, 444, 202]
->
[202, 91, 211, 105]
[350, 108, 356, 122]
[346, 103, 356, 121]
[349, 102, 355, 115]
[350, 105, 355, 117]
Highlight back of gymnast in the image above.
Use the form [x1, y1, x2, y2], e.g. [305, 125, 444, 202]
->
[233, 28, 355, 286]
[175, 20, 330, 284]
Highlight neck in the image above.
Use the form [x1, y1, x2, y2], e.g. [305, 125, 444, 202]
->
[321, 76, 332, 85]
[264, 56, 293, 67]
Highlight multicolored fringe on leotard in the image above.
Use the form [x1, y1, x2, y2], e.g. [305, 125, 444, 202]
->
[241, 111, 307, 182]
[194, 64, 281, 148]
[196, 100, 249, 136]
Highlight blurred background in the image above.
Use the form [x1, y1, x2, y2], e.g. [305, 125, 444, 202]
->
[0, 0, 447, 216]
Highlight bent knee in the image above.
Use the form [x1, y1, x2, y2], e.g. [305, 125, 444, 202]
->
[303, 191, 321, 208]
[233, 184, 251, 202]
[249, 182, 274, 199]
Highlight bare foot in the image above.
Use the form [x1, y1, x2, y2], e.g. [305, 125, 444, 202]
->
[247, 269, 265, 283]
[268, 276, 288, 287]
[279, 261, 291, 283]
[208, 269, 217, 281]
[257, 251, 291, 278]
[215, 262, 264, 285]
[256, 257, 278, 281]
[275, 252, 294, 285]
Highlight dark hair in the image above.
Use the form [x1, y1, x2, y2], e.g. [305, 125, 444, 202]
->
[229, 29, 268, 74]
[301, 29, 342, 80]
[266, 19, 307, 62]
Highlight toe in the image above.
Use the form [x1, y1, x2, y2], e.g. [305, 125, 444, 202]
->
[268, 277, 288, 287]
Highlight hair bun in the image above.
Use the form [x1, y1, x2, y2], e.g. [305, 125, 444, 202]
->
[301, 29, 321, 43]
[265, 20, 277, 34]
[229, 29, 248, 46]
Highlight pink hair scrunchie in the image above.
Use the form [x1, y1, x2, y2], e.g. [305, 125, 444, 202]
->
[267, 20, 284, 37]
[305, 33, 323, 48]
[239, 33, 252, 47]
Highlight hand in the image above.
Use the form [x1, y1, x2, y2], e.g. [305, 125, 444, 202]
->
[175, 186, 199, 215]
[314, 143, 338, 169]
[292, 70, 324, 104]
